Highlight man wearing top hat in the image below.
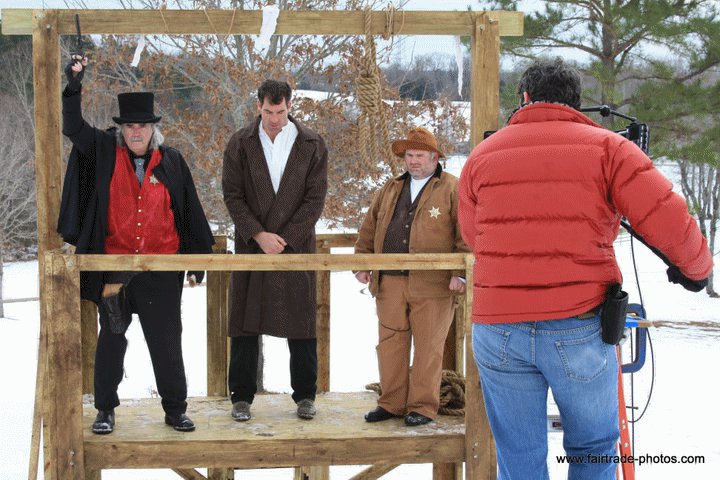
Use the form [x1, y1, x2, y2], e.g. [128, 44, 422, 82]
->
[58, 55, 214, 434]
[354, 127, 469, 426]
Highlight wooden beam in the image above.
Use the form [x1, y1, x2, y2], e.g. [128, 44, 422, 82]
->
[172, 469, 208, 480]
[47, 252, 84, 480]
[470, 14, 501, 148]
[349, 463, 399, 480]
[316, 233, 356, 249]
[72, 253, 467, 272]
[1, 9, 524, 37]
[84, 435, 465, 470]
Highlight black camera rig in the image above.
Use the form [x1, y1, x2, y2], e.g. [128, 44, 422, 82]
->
[580, 105, 650, 154]
[483, 104, 650, 155]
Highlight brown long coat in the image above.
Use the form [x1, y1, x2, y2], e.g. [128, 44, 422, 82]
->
[222, 116, 328, 339]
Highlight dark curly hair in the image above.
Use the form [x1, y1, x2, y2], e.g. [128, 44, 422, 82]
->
[258, 79, 292, 105]
[517, 58, 582, 110]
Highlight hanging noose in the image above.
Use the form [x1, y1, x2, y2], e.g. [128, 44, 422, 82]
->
[356, 7, 397, 173]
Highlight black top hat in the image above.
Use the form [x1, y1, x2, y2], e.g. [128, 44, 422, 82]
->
[112, 92, 162, 124]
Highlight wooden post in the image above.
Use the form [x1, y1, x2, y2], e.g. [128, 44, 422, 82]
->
[293, 241, 331, 480]
[316, 239, 331, 393]
[435, 296, 465, 480]
[30, 9, 64, 480]
[294, 466, 329, 480]
[466, 15, 500, 478]
[207, 236, 233, 480]
[454, 300, 466, 375]
[207, 235, 229, 397]
[470, 14, 501, 147]
[46, 253, 85, 480]
[463, 253, 496, 479]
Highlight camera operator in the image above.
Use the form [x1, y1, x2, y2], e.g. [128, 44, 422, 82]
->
[458, 58, 712, 479]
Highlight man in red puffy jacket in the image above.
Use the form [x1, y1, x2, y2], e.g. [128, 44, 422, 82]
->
[458, 58, 712, 479]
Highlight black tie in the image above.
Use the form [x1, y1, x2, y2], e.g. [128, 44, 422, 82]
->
[134, 158, 144, 186]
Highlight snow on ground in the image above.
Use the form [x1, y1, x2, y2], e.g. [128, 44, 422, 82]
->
[2, 239, 719, 479]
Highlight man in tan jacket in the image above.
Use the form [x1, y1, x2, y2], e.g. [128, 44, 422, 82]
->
[355, 127, 468, 426]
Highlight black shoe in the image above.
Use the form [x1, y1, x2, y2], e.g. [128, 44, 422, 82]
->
[296, 399, 317, 420]
[92, 409, 115, 434]
[231, 401, 251, 422]
[365, 406, 400, 423]
[164, 413, 195, 432]
[404, 411, 433, 427]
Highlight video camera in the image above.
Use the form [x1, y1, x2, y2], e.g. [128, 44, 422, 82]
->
[580, 105, 650, 154]
[483, 105, 650, 155]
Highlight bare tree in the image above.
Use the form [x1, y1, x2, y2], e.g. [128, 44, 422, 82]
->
[678, 159, 720, 297]
[0, 94, 37, 317]
[0, 32, 36, 316]
[77, 0, 466, 231]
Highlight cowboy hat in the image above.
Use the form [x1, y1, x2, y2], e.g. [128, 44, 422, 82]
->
[391, 127, 445, 158]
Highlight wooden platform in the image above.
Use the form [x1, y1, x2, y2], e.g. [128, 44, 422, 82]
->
[82, 392, 466, 470]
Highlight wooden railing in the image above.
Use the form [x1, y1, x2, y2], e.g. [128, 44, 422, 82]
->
[44, 236, 493, 480]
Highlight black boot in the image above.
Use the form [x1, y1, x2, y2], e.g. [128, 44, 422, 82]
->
[404, 411, 433, 427]
[92, 409, 115, 434]
[365, 406, 401, 423]
[165, 413, 195, 432]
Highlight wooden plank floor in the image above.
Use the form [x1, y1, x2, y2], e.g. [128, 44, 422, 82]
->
[82, 392, 466, 470]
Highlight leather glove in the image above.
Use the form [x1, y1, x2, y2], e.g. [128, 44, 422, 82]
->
[64, 57, 85, 92]
[666, 265, 708, 292]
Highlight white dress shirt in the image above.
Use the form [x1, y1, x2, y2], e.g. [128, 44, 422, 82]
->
[259, 120, 299, 193]
[410, 174, 433, 203]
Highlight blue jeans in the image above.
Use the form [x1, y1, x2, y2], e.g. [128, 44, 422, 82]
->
[472, 316, 619, 480]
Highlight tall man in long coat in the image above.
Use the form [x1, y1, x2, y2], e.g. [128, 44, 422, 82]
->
[222, 80, 328, 421]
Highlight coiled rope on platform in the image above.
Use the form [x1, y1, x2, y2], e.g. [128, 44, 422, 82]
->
[365, 369, 466, 416]
[356, 6, 403, 171]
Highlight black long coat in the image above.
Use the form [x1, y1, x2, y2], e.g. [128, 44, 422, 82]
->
[222, 116, 328, 339]
[57, 88, 214, 303]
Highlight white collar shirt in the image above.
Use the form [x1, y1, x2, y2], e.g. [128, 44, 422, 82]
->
[410, 174, 433, 203]
[259, 120, 299, 193]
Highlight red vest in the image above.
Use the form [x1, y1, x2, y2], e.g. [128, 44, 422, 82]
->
[105, 147, 179, 254]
